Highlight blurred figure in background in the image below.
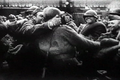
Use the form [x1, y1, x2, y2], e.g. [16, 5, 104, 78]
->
[8, 14, 17, 22]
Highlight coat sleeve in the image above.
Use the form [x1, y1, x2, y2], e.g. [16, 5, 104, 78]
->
[82, 22, 107, 36]
[18, 21, 52, 38]
[60, 25, 100, 51]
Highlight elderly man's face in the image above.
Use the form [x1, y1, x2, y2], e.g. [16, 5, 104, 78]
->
[108, 20, 120, 30]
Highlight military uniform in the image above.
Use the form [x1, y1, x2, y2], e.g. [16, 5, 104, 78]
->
[6, 19, 55, 69]
[81, 22, 107, 41]
[36, 22, 100, 69]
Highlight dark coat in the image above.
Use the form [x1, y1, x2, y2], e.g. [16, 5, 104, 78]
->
[37, 24, 100, 68]
[81, 22, 107, 41]
[6, 19, 53, 69]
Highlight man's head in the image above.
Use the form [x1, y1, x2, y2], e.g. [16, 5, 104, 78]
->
[108, 20, 120, 31]
[8, 14, 17, 22]
[43, 7, 63, 21]
[109, 8, 120, 20]
[83, 10, 98, 24]
[107, 8, 120, 31]
[33, 11, 44, 24]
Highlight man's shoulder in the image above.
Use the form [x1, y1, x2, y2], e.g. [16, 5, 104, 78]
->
[57, 25, 75, 30]
[55, 25, 77, 34]
[93, 22, 106, 27]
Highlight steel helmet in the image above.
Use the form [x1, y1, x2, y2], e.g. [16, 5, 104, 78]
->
[83, 10, 98, 18]
[43, 7, 64, 21]
[109, 8, 120, 16]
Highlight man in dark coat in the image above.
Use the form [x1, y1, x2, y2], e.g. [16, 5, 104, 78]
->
[80, 10, 107, 41]
[33, 7, 100, 77]
[6, 9, 61, 69]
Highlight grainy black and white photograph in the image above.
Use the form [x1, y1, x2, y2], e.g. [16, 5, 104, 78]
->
[0, 0, 120, 80]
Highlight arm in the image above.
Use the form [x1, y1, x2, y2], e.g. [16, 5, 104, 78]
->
[95, 44, 120, 59]
[18, 17, 61, 37]
[82, 22, 106, 35]
[19, 21, 52, 37]
[66, 21, 79, 32]
[60, 25, 100, 51]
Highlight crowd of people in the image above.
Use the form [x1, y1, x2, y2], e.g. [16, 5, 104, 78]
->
[0, 5, 120, 79]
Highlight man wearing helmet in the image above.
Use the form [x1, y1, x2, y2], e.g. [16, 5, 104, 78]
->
[106, 8, 120, 66]
[109, 8, 120, 20]
[6, 6, 62, 69]
[80, 9, 107, 41]
[93, 8, 120, 72]
[33, 7, 100, 76]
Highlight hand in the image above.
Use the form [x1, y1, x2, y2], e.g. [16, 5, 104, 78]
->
[48, 15, 61, 29]
[64, 15, 72, 23]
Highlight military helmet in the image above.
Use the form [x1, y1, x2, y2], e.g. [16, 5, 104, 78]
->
[83, 9, 98, 18]
[109, 8, 120, 16]
[43, 7, 63, 21]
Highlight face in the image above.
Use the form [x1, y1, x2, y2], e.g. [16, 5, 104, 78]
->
[35, 12, 44, 24]
[108, 20, 120, 30]
[84, 16, 96, 24]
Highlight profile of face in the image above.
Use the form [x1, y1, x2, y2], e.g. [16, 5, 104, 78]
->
[84, 16, 96, 24]
[35, 12, 44, 24]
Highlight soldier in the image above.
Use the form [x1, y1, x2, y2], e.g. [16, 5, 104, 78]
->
[99, 8, 120, 40]
[34, 7, 100, 77]
[108, 8, 120, 69]
[93, 8, 120, 72]
[80, 9, 107, 41]
[6, 7, 61, 69]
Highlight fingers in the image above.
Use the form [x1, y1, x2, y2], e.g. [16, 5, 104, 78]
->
[50, 17, 61, 26]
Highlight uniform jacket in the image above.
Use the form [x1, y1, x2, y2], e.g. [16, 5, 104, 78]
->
[81, 22, 107, 41]
[7, 19, 52, 42]
[6, 19, 53, 64]
[37, 24, 100, 66]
